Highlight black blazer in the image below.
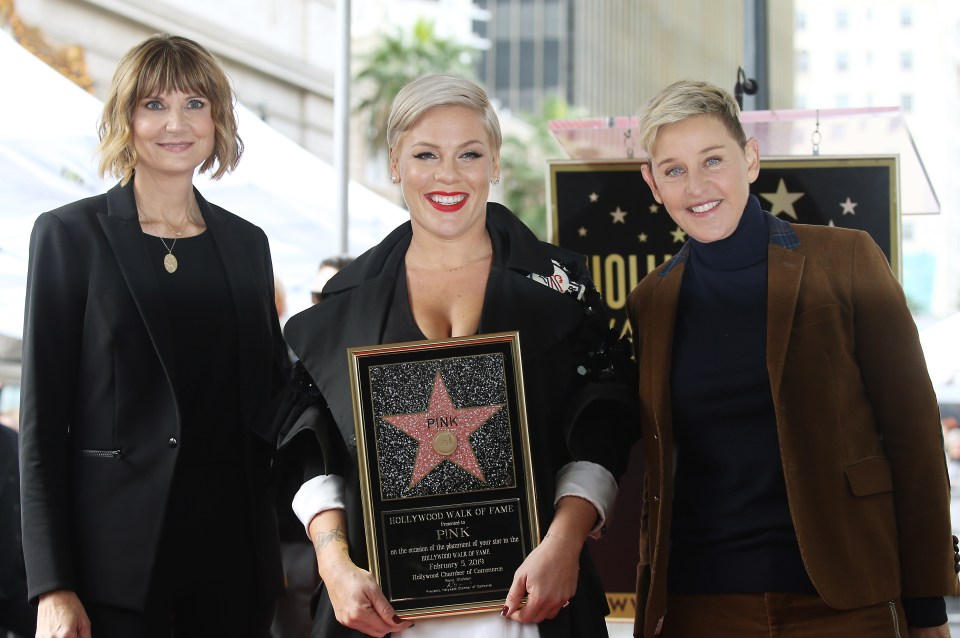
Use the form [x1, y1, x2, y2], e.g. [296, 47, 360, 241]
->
[19, 181, 287, 609]
[281, 203, 637, 638]
[0, 424, 25, 602]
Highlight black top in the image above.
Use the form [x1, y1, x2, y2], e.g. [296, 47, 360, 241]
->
[148, 230, 242, 467]
[667, 198, 814, 594]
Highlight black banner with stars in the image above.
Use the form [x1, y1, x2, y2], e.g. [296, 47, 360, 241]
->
[548, 156, 900, 340]
[546, 155, 900, 619]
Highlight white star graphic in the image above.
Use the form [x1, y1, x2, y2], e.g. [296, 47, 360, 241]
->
[638, 233, 648, 243]
[577, 226, 588, 237]
[840, 197, 858, 215]
[648, 203, 659, 213]
[610, 207, 628, 224]
[760, 178, 805, 220]
[589, 192, 599, 203]
[827, 220, 836, 227]
[670, 227, 687, 243]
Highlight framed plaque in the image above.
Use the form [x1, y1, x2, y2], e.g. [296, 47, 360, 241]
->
[348, 331, 540, 619]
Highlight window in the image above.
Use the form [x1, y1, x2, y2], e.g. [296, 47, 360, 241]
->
[544, 39, 560, 87]
[900, 7, 913, 27]
[796, 50, 809, 73]
[495, 41, 511, 90]
[900, 94, 913, 112]
[836, 10, 848, 29]
[519, 40, 535, 88]
[836, 51, 848, 72]
[901, 51, 913, 71]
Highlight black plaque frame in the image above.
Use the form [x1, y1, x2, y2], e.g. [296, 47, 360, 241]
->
[348, 331, 540, 619]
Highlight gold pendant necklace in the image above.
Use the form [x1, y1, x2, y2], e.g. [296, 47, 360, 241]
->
[159, 237, 179, 273]
[137, 204, 190, 274]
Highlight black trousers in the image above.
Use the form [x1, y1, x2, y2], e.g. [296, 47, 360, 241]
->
[83, 461, 275, 638]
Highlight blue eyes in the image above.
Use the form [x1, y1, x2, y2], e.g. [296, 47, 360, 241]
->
[143, 98, 206, 110]
[664, 157, 722, 177]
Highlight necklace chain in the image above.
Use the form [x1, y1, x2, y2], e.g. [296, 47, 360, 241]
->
[137, 204, 192, 274]
[136, 204, 191, 237]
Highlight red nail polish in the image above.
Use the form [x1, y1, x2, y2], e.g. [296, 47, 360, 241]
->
[501, 605, 509, 617]
[392, 614, 403, 624]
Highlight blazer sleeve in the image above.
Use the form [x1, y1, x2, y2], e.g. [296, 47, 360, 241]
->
[850, 232, 958, 596]
[275, 362, 348, 482]
[19, 211, 88, 599]
[561, 257, 640, 480]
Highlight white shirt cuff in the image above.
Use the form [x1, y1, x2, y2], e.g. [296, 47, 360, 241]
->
[554, 461, 618, 539]
[292, 474, 346, 533]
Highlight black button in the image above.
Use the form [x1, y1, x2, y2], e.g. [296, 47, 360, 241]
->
[168, 437, 178, 448]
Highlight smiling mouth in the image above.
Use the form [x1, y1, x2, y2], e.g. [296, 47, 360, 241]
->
[159, 143, 193, 152]
[429, 193, 467, 206]
[427, 193, 468, 212]
[690, 200, 720, 214]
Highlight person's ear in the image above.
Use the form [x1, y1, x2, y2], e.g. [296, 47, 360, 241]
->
[388, 147, 399, 183]
[744, 137, 760, 184]
[640, 162, 663, 204]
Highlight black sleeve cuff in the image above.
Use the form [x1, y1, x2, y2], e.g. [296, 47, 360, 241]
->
[902, 596, 946, 628]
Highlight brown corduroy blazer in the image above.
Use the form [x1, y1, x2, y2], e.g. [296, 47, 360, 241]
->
[626, 212, 958, 638]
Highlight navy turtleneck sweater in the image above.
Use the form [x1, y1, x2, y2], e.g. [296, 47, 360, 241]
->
[667, 196, 815, 595]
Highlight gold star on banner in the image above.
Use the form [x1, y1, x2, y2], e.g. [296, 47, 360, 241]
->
[589, 192, 599, 202]
[381, 372, 501, 488]
[840, 197, 858, 215]
[648, 203, 660, 213]
[671, 227, 687, 243]
[760, 178, 804, 220]
[610, 207, 628, 223]
[578, 226, 588, 237]
[638, 233, 648, 243]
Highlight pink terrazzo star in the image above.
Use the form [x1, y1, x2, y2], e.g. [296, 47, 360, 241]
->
[382, 371, 502, 488]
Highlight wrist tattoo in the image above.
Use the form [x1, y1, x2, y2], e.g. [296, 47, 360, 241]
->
[314, 526, 347, 554]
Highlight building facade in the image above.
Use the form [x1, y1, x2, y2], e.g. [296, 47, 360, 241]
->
[11, 0, 337, 159]
[795, 0, 960, 315]
[474, 0, 795, 117]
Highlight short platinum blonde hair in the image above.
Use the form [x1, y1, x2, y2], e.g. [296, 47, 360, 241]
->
[638, 80, 746, 159]
[386, 74, 502, 152]
[97, 34, 242, 184]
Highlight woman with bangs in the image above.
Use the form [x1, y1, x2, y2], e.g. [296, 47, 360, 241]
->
[19, 34, 288, 637]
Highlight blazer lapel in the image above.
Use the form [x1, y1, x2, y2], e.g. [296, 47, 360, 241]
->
[649, 263, 682, 427]
[285, 239, 406, 446]
[98, 182, 179, 391]
[201, 191, 267, 431]
[766, 244, 804, 398]
[479, 203, 579, 356]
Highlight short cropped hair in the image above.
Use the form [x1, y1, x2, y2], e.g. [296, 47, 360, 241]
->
[638, 80, 746, 159]
[386, 74, 502, 152]
[97, 34, 242, 184]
